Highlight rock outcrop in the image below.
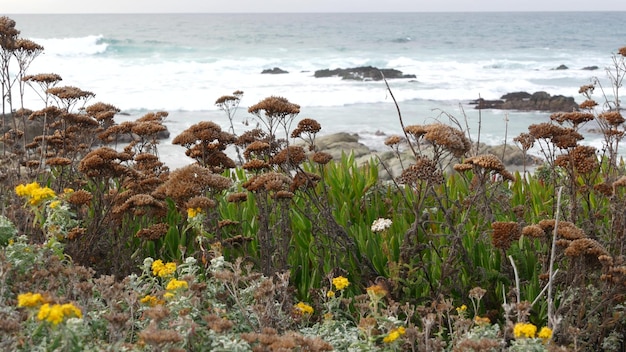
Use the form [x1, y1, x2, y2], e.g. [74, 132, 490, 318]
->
[470, 91, 578, 112]
[312, 132, 541, 181]
[261, 67, 289, 74]
[314, 66, 416, 81]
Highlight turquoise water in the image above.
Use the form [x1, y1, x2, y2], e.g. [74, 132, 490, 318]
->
[6, 12, 626, 167]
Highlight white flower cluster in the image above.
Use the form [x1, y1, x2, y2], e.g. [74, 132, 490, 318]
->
[371, 218, 393, 232]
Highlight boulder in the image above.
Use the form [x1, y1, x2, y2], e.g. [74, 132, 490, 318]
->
[314, 66, 416, 81]
[261, 67, 289, 74]
[470, 91, 578, 112]
[582, 66, 599, 70]
[554, 64, 569, 70]
[314, 132, 371, 160]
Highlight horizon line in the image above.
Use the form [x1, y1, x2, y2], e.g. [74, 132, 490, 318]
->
[5, 10, 626, 15]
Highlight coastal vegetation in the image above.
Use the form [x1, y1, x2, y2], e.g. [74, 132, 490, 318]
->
[2, 15, 626, 351]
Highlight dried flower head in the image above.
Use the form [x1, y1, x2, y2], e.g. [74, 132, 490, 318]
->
[598, 111, 625, 126]
[522, 224, 545, 238]
[384, 135, 403, 146]
[312, 151, 333, 165]
[136, 223, 169, 240]
[564, 238, 609, 258]
[397, 156, 444, 185]
[271, 145, 307, 166]
[291, 171, 321, 191]
[513, 133, 535, 151]
[464, 154, 505, 172]
[227, 192, 248, 203]
[619, 46, 626, 57]
[291, 118, 321, 138]
[67, 189, 93, 206]
[491, 221, 521, 250]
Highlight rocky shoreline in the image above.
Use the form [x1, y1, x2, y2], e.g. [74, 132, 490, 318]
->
[311, 132, 542, 180]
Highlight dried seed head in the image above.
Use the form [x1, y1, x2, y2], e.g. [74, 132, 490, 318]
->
[522, 225, 545, 238]
[491, 221, 521, 250]
[312, 151, 333, 165]
[291, 118, 321, 138]
[136, 223, 169, 240]
[384, 135, 403, 146]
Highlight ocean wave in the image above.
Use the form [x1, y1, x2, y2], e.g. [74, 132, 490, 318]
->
[34, 35, 108, 57]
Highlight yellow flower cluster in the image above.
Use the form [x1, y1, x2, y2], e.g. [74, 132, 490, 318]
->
[474, 316, 491, 325]
[383, 326, 406, 343]
[538, 326, 553, 339]
[295, 302, 314, 315]
[140, 295, 163, 306]
[151, 259, 177, 277]
[332, 276, 350, 290]
[166, 278, 188, 291]
[187, 207, 202, 218]
[456, 304, 467, 314]
[37, 303, 82, 325]
[513, 322, 538, 338]
[15, 182, 56, 206]
[17, 292, 45, 307]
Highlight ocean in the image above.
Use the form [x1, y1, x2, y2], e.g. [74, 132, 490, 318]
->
[5, 12, 626, 168]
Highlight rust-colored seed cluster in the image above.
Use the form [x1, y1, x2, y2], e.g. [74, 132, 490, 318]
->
[397, 156, 444, 185]
[384, 135, 403, 146]
[67, 189, 93, 206]
[114, 194, 166, 217]
[528, 123, 583, 149]
[312, 151, 333, 165]
[455, 154, 515, 181]
[490, 221, 521, 250]
[513, 133, 535, 151]
[186, 196, 216, 210]
[577, 99, 598, 110]
[291, 171, 321, 192]
[564, 238, 609, 257]
[598, 111, 625, 126]
[243, 172, 292, 193]
[78, 147, 131, 178]
[155, 164, 232, 205]
[404, 123, 471, 157]
[550, 111, 595, 126]
[594, 182, 613, 197]
[291, 118, 321, 138]
[555, 145, 598, 174]
[522, 224, 545, 238]
[136, 223, 169, 240]
[579, 84, 595, 94]
[248, 96, 301, 117]
[227, 192, 248, 203]
[619, 46, 626, 57]
[270, 145, 307, 166]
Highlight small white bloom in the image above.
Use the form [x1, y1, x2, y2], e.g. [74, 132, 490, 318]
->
[371, 218, 392, 232]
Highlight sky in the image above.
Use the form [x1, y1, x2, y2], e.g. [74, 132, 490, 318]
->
[3, 0, 626, 14]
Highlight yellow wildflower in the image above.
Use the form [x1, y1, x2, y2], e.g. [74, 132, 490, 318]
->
[538, 326, 553, 340]
[63, 188, 74, 194]
[456, 304, 467, 314]
[187, 207, 202, 218]
[151, 259, 177, 277]
[140, 295, 159, 306]
[15, 182, 56, 206]
[474, 316, 491, 325]
[49, 200, 61, 209]
[513, 322, 537, 338]
[332, 276, 350, 290]
[383, 326, 406, 343]
[366, 284, 388, 300]
[326, 290, 335, 298]
[37, 303, 81, 325]
[163, 292, 175, 299]
[324, 312, 333, 320]
[295, 302, 314, 315]
[17, 292, 45, 308]
[166, 278, 188, 291]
